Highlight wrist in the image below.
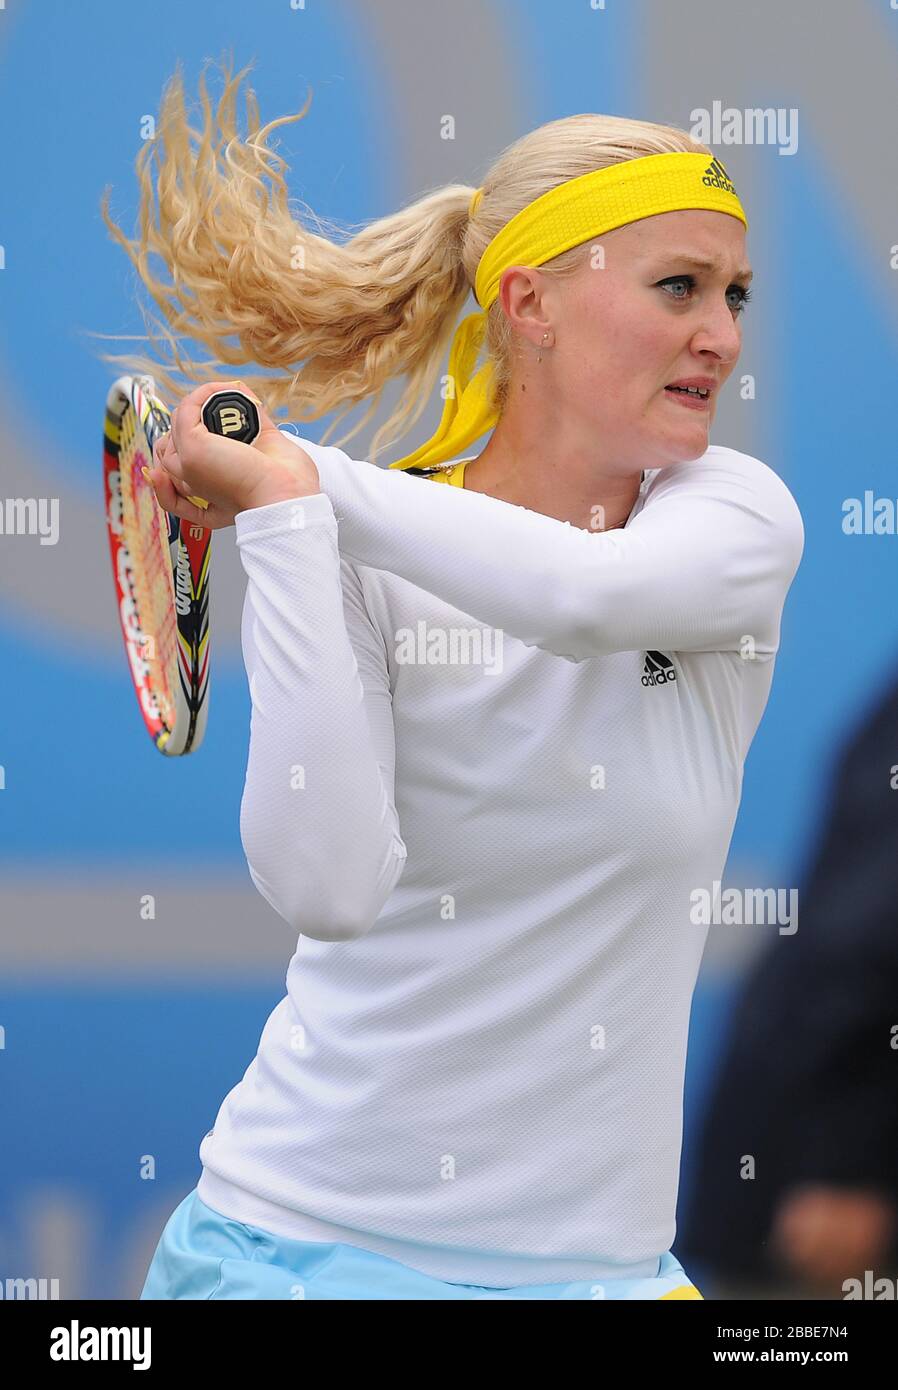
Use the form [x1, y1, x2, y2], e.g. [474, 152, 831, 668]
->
[241, 458, 322, 512]
[243, 485, 321, 511]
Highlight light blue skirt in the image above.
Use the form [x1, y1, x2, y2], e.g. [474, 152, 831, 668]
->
[140, 1189, 702, 1300]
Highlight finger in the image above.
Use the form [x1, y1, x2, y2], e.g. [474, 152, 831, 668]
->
[153, 437, 210, 510]
[169, 471, 211, 512]
[153, 435, 186, 484]
[158, 433, 177, 476]
[153, 431, 176, 474]
[143, 465, 209, 530]
[143, 463, 181, 513]
[168, 469, 197, 500]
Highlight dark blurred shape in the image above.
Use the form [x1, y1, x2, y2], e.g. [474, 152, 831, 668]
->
[678, 666, 898, 1298]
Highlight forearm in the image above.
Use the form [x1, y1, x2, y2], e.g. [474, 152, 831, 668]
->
[290, 437, 803, 659]
[235, 492, 406, 940]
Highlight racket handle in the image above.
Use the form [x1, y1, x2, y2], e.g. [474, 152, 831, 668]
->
[188, 389, 263, 509]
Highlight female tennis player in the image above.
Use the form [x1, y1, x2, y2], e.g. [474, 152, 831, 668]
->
[106, 66, 804, 1300]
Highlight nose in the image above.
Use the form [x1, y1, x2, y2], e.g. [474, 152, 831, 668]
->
[689, 297, 743, 366]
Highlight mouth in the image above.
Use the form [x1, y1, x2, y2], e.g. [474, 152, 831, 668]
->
[664, 384, 712, 411]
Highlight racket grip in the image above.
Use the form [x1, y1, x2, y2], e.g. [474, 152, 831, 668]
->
[188, 389, 263, 509]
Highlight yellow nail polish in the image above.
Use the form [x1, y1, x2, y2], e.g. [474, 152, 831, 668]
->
[228, 379, 262, 408]
[141, 465, 153, 482]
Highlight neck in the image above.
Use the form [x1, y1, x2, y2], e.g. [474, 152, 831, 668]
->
[462, 397, 642, 532]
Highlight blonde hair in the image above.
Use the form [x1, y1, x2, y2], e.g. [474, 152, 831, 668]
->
[98, 58, 711, 464]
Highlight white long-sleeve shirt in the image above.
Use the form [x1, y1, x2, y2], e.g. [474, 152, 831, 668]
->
[197, 440, 803, 1286]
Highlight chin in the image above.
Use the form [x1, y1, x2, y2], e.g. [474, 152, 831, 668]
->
[673, 418, 712, 456]
[655, 438, 710, 469]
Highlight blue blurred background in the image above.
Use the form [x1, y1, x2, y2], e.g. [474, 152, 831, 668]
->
[1, 0, 896, 1297]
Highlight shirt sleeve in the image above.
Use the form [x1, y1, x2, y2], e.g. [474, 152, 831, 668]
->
[285, 435, 804, 660]
[235, 490, 407, 942]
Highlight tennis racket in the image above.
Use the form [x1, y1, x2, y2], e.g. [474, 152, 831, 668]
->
[102, 376, 260, 756]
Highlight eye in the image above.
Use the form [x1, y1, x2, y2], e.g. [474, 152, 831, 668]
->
[657, 275, 753, 315]
[658, 274, 695, 301]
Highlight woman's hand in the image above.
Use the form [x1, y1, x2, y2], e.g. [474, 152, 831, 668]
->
[144, 379, 321, 530]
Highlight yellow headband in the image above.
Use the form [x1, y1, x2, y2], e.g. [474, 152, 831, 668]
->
[388, 151, 747, 473]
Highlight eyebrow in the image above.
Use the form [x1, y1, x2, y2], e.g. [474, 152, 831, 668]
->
[645, 252, 753, 282]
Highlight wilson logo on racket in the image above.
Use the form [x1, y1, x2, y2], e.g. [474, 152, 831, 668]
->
[219, 407, 245, 434]
[174, 551, 194, 618]
[202, 390, 260, 444]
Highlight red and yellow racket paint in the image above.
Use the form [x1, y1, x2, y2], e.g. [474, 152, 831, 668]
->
[103, 375, 211, 755]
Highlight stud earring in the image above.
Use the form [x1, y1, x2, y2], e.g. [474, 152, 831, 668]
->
[536, 331, 551, 363]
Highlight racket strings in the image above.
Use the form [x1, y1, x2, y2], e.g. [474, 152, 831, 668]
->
[119, 409, 179, 730]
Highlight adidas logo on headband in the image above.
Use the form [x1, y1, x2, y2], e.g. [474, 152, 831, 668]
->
[703, 158, 737, 196]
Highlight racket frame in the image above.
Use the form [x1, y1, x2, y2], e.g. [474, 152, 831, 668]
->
[103, 375, 211, 755]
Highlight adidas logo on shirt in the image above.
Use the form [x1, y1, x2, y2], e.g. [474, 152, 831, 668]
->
[702, 158, 737, 196]
[642, 650, 677, 687]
